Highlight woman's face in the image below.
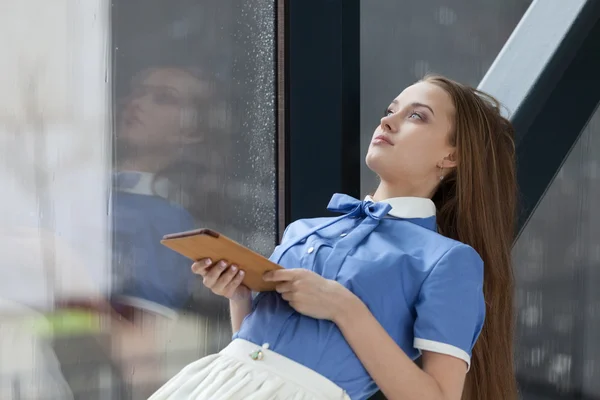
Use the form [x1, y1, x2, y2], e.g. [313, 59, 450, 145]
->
[366, 81, 457, 188]
[118, 68, 210, 151]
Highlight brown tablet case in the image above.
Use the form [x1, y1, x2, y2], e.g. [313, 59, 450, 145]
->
[161, 228, 282, 292]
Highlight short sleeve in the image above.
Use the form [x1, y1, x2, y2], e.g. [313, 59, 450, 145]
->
[413, 244, 485, 371]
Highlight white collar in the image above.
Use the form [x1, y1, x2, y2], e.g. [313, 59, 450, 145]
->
[364, 195, 436, 219]
[114, 171, 193, 206]
[115, 171, 170, 198]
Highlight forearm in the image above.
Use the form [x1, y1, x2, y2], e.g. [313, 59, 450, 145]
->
[335, 299, 445, 400]
[229, 296, 252, 333]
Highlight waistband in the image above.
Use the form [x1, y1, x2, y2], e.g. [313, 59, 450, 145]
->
[221, 339, 349, 400]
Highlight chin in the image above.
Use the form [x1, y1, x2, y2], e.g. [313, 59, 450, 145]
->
[365, 150, 381, 175]
[366, 152, 404, 184]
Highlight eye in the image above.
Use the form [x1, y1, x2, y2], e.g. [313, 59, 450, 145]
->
[153, 90, 179, 105]
[383, 108, 395, 117]
[408, 111, 424, 120]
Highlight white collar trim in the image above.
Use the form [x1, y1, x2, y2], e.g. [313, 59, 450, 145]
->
[115, 171, 170, 198]
[364, 195, 436, 219]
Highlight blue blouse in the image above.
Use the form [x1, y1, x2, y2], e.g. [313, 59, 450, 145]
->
[112, 171, 196, 313]
[235, 193, 485, 400]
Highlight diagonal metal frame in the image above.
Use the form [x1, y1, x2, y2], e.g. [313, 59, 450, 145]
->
[478, 0, 600, 237]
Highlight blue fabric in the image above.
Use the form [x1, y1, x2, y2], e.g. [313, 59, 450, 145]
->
[112, 191, 196, 309]
[234, 193, 485, 400]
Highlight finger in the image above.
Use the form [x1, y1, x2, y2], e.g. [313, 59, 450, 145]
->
[223, 270, 245, 298]
[213, 265, 240, 293]
[191, 258, 213, 275]
[275, 282, 294, 294]
[263, 269, 297, 282]
[281, 292, 295, 302]
[203, 260, 228, 288]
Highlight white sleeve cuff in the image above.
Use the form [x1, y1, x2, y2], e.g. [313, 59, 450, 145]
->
[414, 338, 471, 371]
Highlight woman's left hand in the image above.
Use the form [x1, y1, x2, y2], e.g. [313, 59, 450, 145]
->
[263, 269, 358, 321]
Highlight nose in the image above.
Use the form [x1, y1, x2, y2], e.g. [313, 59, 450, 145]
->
[380, 114, 397, 133]
[124, 92, 151, 116]
[122, 99, 140, 117]
[130, 92, 148, 108]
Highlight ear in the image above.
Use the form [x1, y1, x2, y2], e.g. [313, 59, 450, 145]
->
[441, 151, 457, 169]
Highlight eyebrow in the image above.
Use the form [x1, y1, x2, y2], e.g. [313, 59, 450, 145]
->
[143, 84, 180, 95]
[391, 99, 435, 116]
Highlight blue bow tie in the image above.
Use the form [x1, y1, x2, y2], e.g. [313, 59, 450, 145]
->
[327, 193, 391, 220]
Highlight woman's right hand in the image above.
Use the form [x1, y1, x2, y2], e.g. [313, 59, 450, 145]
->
[192, 259, 251, 302]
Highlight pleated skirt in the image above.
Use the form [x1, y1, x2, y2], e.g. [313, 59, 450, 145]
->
[149, 339, 350, 400]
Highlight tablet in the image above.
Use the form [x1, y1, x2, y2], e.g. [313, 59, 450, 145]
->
[161, 228, 282, 292]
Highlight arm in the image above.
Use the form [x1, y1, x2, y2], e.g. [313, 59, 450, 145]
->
[230, 296, 252, 333]
[265, 244, 483, 400]
[336, 244, 484, 400]
[335, 296, 466, 400]
[265, 269, 469, 400]
[191, 259, 253, 333]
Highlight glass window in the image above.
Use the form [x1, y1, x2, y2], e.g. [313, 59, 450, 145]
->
[513, 104, 600, 399]
[0, 0, 277, 398]
[360, 0, 532, 194]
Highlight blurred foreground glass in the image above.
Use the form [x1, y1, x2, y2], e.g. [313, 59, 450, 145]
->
[0, 0, 277, 398]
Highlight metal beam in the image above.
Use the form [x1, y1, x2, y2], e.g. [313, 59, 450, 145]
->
[477, 0, 600, 235]
[478, 0, 588, 120]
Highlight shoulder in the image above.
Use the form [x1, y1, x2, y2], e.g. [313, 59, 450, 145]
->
[391, 223, 483, 281]
[114, 192, 195, 227]
[428, 240, 484, 282]
[435, 233, 482, 261]
[413, 226, 483, 267]
[379, 220, 480, 268]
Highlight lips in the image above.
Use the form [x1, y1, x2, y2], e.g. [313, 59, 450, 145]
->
[123, 111, 144, 127]
[372, 134, 393, 146]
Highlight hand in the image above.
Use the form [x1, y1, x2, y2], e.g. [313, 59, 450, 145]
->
[263, 269, 358, 321]
[192, 259, 251, 302]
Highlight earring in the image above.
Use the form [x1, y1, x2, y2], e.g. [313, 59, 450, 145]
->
[438, 163, 444, 181]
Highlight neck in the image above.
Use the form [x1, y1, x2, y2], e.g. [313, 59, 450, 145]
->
[372, 179, 438, 202]
[117, 154, 172, 174]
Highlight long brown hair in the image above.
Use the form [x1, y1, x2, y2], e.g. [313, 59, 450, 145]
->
[425, 75, 518, 400]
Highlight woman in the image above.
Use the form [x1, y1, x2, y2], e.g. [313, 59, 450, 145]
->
[113, 66, 229, 314]
[111, 66, 231, 395]
[150, 75, 518, 400]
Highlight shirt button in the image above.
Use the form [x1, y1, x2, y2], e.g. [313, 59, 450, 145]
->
[307, 247, 314, 254]
[340, 233, 347, 237]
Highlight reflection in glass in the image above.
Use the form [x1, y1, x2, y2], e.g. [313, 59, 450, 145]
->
[108, 0, 277, 398]
[112, 67, 217, 312]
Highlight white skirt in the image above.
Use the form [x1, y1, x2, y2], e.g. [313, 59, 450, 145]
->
[149, 339, 350, 400]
